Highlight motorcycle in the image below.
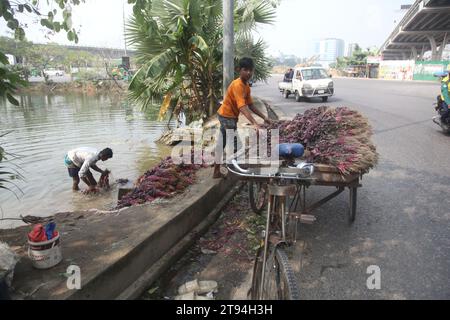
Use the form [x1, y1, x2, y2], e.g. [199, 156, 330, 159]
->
[432, 95, 450, 133]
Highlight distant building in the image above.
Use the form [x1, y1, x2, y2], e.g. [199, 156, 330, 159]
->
[314, 38, 345, 68]
[347, 43, 358, 57]
[5, 54, 16, 65]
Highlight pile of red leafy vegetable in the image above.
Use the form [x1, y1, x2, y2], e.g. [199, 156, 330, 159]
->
[116, 156, 205, 209]
[265, 106, 379, 175]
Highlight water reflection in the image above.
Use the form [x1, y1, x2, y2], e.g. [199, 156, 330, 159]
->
[0, 93, 172, 228]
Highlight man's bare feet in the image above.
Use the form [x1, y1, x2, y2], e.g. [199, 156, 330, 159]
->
[213, 172, 225, 179]
[82, 188, 99, 195]
[213, 164, 225, 179]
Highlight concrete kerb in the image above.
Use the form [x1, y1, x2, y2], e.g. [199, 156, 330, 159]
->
[258, 98, 280, 121]
[254, 96, 287, 121]
[118, 181, 244, 300]
[67, 173, 238, 300]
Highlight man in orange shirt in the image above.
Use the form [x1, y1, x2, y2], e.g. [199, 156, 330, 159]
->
[214, 57, 271, 179]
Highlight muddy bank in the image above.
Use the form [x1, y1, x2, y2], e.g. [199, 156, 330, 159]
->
[19, 80, 127, 95]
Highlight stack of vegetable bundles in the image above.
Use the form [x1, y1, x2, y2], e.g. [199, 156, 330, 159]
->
[265, 106, 379, 175]
[116, 157, 205, 208]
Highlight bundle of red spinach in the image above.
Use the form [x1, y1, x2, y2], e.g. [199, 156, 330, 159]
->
[116, 156, 205, 209]
[265, 106, 378, 175]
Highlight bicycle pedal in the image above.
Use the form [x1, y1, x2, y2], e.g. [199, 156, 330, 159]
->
[299, 214, 316, 224]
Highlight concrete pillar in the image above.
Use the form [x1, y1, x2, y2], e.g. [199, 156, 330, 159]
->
[437, 32, 448, 61]
[427, 35, 438, 60]
[411, 47, 418, 60]
[401, 52, 408, 60]
[223, 0, 234, 97]
[419, 45, 426, 61]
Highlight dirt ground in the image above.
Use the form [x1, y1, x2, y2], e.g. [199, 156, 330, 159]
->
[141, 187, 266, 300]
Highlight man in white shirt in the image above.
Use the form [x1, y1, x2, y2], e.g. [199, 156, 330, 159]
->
[64, 147, 113, 191]
[177, 110, 186, 128]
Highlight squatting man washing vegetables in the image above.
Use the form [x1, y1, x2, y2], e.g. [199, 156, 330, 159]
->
[214, 57, 272, 179]
[64, 147, 113, 193]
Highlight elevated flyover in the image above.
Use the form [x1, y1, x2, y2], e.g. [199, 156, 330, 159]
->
[380, 0, 450, 60]
[64, 45, 135, 58]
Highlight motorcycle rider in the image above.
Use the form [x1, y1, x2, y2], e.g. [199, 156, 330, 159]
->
[435, 70, 450, 122]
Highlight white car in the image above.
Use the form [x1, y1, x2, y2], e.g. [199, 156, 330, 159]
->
[278, 67, 334, 102]
[43, 69, 65, 77]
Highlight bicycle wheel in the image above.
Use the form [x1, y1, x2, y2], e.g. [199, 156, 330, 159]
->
[285, 211, 299, 243]
[248, 181, 268, 215]
[250, 244, 299, 300]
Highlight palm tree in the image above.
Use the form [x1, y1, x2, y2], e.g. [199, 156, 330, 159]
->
[126, 0, 277, 123]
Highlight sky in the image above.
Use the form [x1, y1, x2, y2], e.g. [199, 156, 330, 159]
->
[0, 0, 134, 49]
[0, 0, 414, 57]
[255, 0, 414, 57]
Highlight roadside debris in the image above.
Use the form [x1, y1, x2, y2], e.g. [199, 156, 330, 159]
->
[178, 279, 218, 295]
[0, 242, 19, 299]
[147, 286, 159, 295]
[201, 249, 217, 255]
[175, 279, 218, 300]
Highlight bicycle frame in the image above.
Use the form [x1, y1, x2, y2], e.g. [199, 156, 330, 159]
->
[226, 159, 314, 299]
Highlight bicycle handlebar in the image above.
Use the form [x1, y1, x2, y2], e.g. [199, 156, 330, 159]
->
[227, 159, 315, 181]
[231, 159, 250, 173]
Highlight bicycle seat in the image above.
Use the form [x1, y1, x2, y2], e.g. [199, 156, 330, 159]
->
[279, 143, 304, 158]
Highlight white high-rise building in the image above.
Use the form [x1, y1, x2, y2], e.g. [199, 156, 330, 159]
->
[347, 43, 358, 57]
[314, 38, 345, 67]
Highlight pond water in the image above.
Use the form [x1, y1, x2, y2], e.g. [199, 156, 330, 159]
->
[0, 93, 172, 229]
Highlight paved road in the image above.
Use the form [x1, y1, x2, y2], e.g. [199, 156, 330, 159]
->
[252, 76, 450, 299]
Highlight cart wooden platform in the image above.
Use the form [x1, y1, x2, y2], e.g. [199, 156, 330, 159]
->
[290, 163, 362, 223]
[232, 160, 363, 224]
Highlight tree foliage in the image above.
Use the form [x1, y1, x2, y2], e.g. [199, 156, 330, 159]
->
[1, 0, 83, 43]
[127, 0, 278, 122]
[0, 54, 26, 105]
[0, 0, 84, 104]
[0, 36, 101, 85]
[335, 44, 379, 70]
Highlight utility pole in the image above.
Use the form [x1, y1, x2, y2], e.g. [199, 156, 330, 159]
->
[223, 0, 234, 97]
[123, 1, 128, 57]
